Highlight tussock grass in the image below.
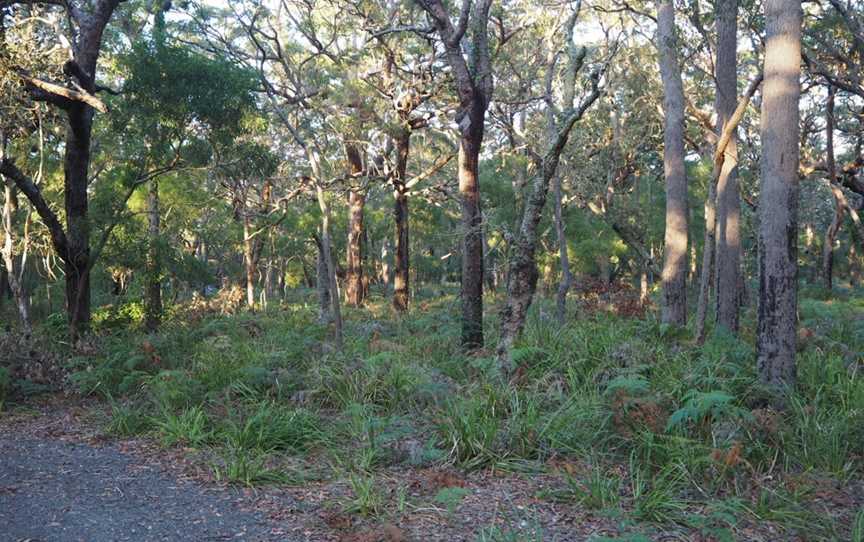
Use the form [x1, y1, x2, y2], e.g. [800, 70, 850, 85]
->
[61, 288, 864, 538]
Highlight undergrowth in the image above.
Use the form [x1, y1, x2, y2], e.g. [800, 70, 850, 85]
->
[47, 288, 864, 539]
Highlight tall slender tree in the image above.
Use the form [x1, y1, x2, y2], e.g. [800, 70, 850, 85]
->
[415, 0, 494, 349]
[714, 0, 742, 334]
[757, 0, 802, 395]
[656, 0, 689, 326]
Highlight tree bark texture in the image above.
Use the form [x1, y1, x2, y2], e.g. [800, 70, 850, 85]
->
[714, 0, 742, 334]
[345, 144, 365, 307]
[757, 0, 802, 395]
[392, 128, 411, 312]
[657, 0, 689, 326]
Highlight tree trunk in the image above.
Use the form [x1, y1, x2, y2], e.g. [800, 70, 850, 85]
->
[498, 171, 548, 360]
[345, 144, 365, 307]
[553, 173, 572, 324]
[714, 0, 742, 334]
[459, 126, 485, 349]
[345, 189, 365, 306]
[145, 179, 162, 331]
[822, 86, 843, 291]
[380, 238, 392, 292]
[482, 213, 496, 293]
[2, 178, 31, 336]
[695, 179, 717, 341]
[0, 265, 8, 308]
[657, 0, 689, 327]
[757, 0, 802, 396]
[316, 183, 343, 348]
[315, 235, 331, 322]
[392, 128, 411, 313]
[64, 103, 93, 339]
[242, 216, 256, 310]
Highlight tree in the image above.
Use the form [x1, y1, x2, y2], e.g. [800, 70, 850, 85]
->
[497, 3, 605, 365]
[757, 0, 802, 395]
[118, 14, 261, 325]
[713, 0, 743, 335]
[415, 0, 494, 349]
[0, 0, 127, 338]
[656, 0, 688, 327]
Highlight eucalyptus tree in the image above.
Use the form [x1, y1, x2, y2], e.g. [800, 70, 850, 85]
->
[414, 0, 494, 349]
[496, 2, 608, 365]
[757, 0, 802, 396]
[655, 0, 688, 327]
[354, 5, 448, 312]
[804, 0, 864, 287]
[713, 0, 742, 334]
[183, 0, 348, 344]
[0, 6, 61, 335]
[0, 0, 128, 338]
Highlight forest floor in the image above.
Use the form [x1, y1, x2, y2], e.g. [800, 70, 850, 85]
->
[2, 284, 864, 541]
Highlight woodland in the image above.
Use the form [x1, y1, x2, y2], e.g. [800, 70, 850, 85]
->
[0, 0, 863, 540]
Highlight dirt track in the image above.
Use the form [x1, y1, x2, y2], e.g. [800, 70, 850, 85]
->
[0, 436, 285, 542]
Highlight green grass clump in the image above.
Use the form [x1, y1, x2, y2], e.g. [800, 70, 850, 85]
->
[154, 406, 213, 447]
[221, 401, 323, 453]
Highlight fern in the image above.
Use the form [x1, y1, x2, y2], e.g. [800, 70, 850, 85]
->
[666, 390, 752, 432]
[604, 375, 650, 397]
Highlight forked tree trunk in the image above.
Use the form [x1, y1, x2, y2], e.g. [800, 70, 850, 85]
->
[497, 31, 601, 363]
[144, 179, 162, 331]
[757, 0, 802, 396]
[414, 0, 493, 349]
[657, 0, 689, 327]
[714, 0, 742, 334]
[498, 169, 548, 359]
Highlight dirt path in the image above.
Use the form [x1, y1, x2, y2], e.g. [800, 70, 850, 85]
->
[0, 436, 287, 542]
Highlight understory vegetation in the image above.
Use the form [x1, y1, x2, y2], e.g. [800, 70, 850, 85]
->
[15, 285, 859, 540]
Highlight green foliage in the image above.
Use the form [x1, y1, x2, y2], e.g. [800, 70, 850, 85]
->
[105, 400, 153, 437]
[211, 449, 292, 486]
[853, 508, 864, 542]
[540, 462, 621, 510]
[221, 402, 322, 453]
[629, 460, 689, 523]
[57, 296, 863, 537]
[154, 406, 213, 447]
[344, 475, 385, 517]
[666, 390, 752, 433]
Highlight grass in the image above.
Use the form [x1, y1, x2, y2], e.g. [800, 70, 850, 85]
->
[39, 285, 864, 539]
